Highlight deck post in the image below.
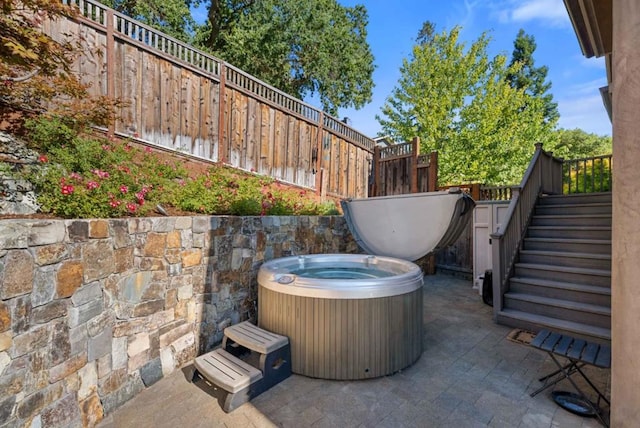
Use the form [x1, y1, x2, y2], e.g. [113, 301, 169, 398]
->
[217, 63, 227, 163]
[410, 137, 419, 194]
[428, 151, 438, 192]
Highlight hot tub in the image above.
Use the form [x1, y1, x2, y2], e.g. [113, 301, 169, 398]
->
[258, 254, 423, 380]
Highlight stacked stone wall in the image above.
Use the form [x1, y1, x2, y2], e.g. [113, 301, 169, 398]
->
[0, 215, 356, 427]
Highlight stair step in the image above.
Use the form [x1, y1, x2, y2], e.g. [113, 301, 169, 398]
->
[530, 214, 611, 227]
[519, 250, 611, 270]
[527, 226, 611, 240]
[504, 292, 611, 328]
[496, 308, 611, 343]
[514, 263, 611, 287]
[224, 321, 289, 354]
[539, 193, 611, 205]
[194, 348, 263, 394]
[509, 277, 611, 306]
[523, 237, 611, 254]
[535, 203, 611, 215]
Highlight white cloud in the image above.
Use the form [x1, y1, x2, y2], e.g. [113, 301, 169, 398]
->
[580, 56, 606, 70]
[568, 77, 608, 95]
[497, 0, 570, 27]
[558, 94, 611, 135]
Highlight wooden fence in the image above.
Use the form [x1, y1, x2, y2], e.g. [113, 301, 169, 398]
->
[45, 0, 374, 199]
[369, 137, 438, 197]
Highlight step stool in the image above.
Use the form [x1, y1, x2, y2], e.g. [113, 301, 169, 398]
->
[192, 321, 291, 412]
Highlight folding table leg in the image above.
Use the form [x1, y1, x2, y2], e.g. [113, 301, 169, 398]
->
[547, 354, 609, 428]
[530, 356, 579, 398]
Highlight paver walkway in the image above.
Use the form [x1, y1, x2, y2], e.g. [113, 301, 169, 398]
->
[98, 274, 610, 427]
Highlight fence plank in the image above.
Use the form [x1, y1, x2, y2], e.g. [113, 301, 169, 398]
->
[286, 117, 296, 183]
[142, 53, 160, 143]
[273, 110, 284, 180]
[245, 97, 258, 172]
[259, 104, 271, 175]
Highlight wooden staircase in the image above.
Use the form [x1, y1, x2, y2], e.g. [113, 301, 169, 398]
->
[497, 192, 612, 344]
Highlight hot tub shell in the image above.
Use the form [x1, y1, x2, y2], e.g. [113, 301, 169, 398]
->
[258, 254, 423, 380]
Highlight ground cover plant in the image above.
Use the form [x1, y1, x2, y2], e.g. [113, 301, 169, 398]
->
[24, 117, 339, 219]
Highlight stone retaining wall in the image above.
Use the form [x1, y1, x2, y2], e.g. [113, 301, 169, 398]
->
[0, 215, 356, 427]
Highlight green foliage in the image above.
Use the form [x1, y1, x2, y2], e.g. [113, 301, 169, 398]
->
[377, 23, 555, 185]
[25, 117, 337, 218]
[563, 157, 612, 194]
[26, 118, 186, 218]
[167, 166, 340, 216]
[196, 0, 375, 116]
[550, 128, 612, 160]
[100, 0, 198, 42]
[507, 29, 559, 126]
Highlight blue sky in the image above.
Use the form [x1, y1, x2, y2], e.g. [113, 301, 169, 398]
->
[333, 0, 611, 138]
[193, 0, 611, 138]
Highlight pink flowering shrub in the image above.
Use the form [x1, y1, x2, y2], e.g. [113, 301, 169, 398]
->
[26, 118, 184, 218]
[25, 117, 339, 218]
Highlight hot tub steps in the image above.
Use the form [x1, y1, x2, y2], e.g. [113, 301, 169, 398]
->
[192, 321, 291, 412]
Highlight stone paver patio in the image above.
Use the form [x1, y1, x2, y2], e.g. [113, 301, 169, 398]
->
[98, 274, 610, 428]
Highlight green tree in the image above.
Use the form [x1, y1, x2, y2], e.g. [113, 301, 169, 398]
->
[552, 128, 612, 159]
[0, 0, 119, 128]
[377, 23, 554, 185]
[100, 0, 197, 42]
[507, 29, 559, 125]
[196, 0, 375, 116]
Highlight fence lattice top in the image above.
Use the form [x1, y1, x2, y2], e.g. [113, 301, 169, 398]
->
[63, 0, 374, 152]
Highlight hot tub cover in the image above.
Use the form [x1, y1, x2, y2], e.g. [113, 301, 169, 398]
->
[341, 189, 475, 261]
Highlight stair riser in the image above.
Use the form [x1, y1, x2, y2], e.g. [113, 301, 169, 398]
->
[495, 313, 610, 345]
[527, 228, 611, 240]
[519, 253, 611, 270]
[531, 217, 611, 227]
[504, 297, 611, 329]
[540, 195, 611, 205]
[514, 266, 611, 287]
[535, 205, 611, 215]
[523, 240, 611, 254]
[509, 281, 611, 306]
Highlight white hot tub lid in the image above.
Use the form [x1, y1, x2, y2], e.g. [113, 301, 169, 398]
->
[341, 189, 475, 261]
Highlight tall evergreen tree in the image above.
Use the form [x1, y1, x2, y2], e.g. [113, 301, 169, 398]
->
[507, 29, 559, 125]
[377, 23, 554, 185]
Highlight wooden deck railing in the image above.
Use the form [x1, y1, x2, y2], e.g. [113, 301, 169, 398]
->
[490, 143, 563, 316]
[51, 0, 374, 199]
[563, 154, 612, 194]
[438, 183, 514, 201]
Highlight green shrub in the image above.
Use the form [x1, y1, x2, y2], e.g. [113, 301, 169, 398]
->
[25, 117, 339, 218]
[27, 118, 185, 218]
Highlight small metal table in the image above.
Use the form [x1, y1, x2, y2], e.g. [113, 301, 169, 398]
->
[530, 329, 610, 427]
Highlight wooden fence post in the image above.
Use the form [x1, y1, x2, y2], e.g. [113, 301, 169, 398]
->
[428, 151, 438, 192]
[372, 146, 381, 197]
[315, 112, 324, 196]
[217, 63, 227, 163]
[470, 183, 481, 201]
[106, 10, 115, 136]
[410, 137, 419, 194]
